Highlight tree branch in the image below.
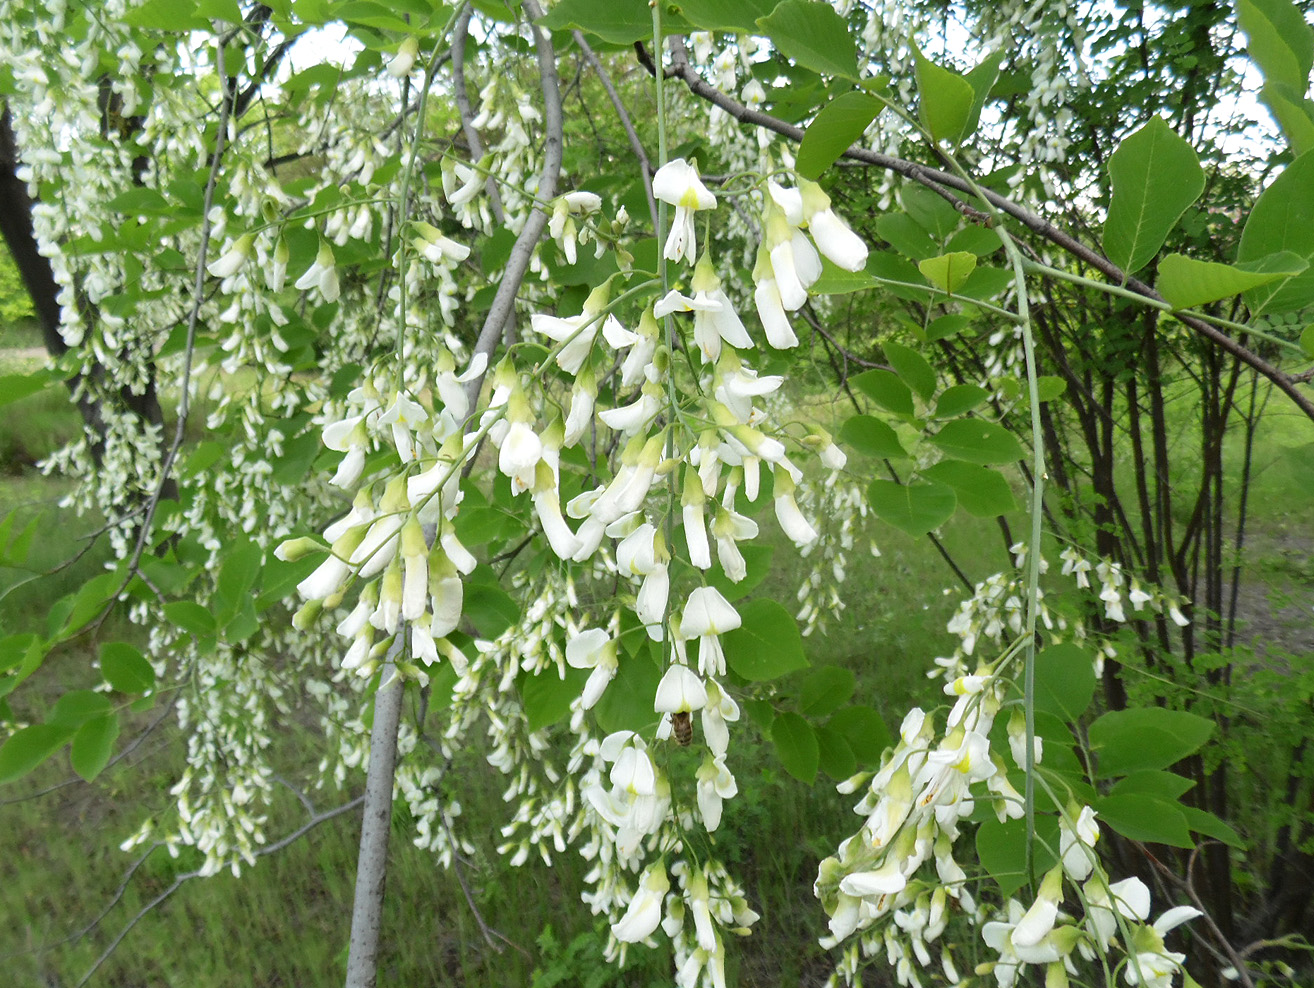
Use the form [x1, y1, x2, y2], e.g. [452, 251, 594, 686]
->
[461, 0, 563, 411]
[661, 45, 1314, 423]
[344, 638, 407, 988]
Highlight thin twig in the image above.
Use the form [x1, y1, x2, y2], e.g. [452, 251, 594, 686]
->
[114, 37, 235, 603]
[75, 796, 364, 988]
[572, 30, 658, 229]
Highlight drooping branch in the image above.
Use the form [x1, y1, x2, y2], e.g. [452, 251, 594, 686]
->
[659, 41, 1314, 424]
[572, 30, 658, 229]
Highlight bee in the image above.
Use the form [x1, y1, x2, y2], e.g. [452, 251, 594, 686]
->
[671, 710, 693, 746]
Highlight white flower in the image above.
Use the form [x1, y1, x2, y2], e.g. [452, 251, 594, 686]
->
[207, 233, 253, 279]
[696, 753, 738, 830]
[612, 863, 669, 943]
[753, 276, 798, 348]
[1059, 804, 1100, 880]
[1084, 876, 1150, 948]
[387, 36, 419, 77]
[323, 415, 369, 488]
[800, 178, 868, 272]
[412, 221, 470, 265]
[566, 628, 618, 709]
[701, 678, 739, 757]
[399, 520, 429, 621]
[531, 284, 627, 375]
[654, 663, 708, 713]
[293, 240, 340, 302]
[441, 157, 482, 206]
[652, 158, 717, 264]
[682, 586, 740, 637]
[498, 420, 542, 494]
[378, 392, 429, 462]
[775, 490, 818, 548]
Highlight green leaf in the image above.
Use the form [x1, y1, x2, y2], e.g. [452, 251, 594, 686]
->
[534, 0, 667, 43]
[1096, 793, 1194, 847]
[50, 690, 113, 727]
[799, 665, 856, 717]
[56, 571, 121, 638]
[1109, 770, 1196, 801]
[0, 566, 41, 608]
[123, 0, 208, 30]
[1238, 0, 1314, 92]
[883, 341, 937, 401]
[71, 714, 120, 782]
[929, 419, 1025, 465]
[1102, 116, 1205, 274]
[811, 257, 879, 295]
[164, 601, 217, 637]
[194, 0, 243, 20]
[815, 723, 857, 780]
[1302, 325, 1314, 357]
[0, 370, 55, 408]
[1089, 708, 1215, 777]
[520, 665, 589, 732]
[100, 642, 156, 694]
[920, 461, 1016, 517]
[463, 582, 520, 638]
[706, 543, 774, 602]
[1034, 376, 1068, 403]
[1180, 804, 1245, 849]
[962, 49, 1006, 141]
[0, 634, 40, 675]
[797, 91, 882, 180]
[933, 384, 989, 419]
[826, 705, 891, 765]
[912, 45, 976, 144]
[216, 539, 263, 614]
[1238, 149, 1314, 313]
[723, 598, 809, 682]
[1261, 82, 1314, 154]
[852, 369, 915, 417]
[106, 187, 174, 215]
[271, 429, 324, 487]
[1156, 252, 1303, 309]
[924, 313, 971, 342]
[901, 186, 961, 240]
[593, 647, 662, 736]
[771, 711, 820, 783]
[876, 213, 940, 261]
[868, 251, 934, 302]
[866, 479, 957, 536]
[976, 814, 1060, 897]
[1033, 643, 1097, 721]
[839, 414, 907, 459]
[756, 1, 858, 81]
[0, 723, 75, 785]
[917, 252, 977, 294]
[674, 0, 774, 32]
